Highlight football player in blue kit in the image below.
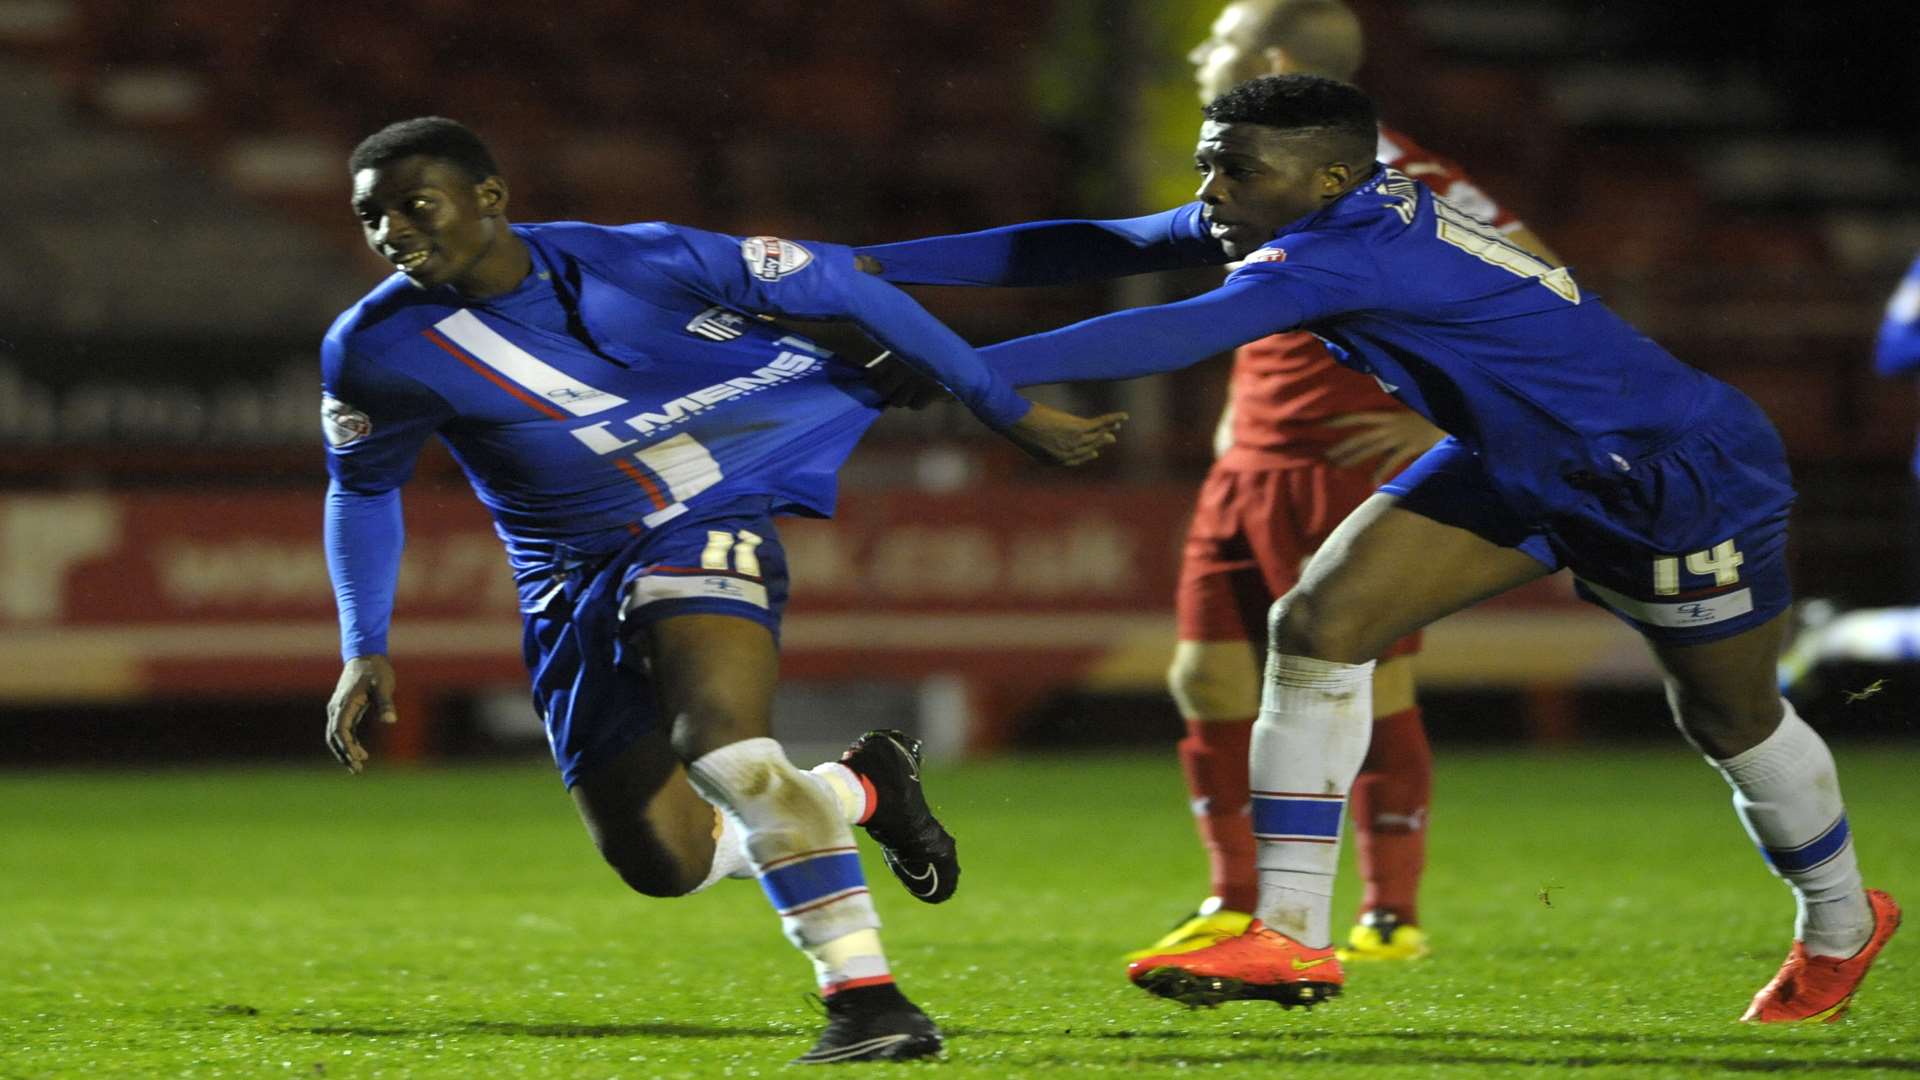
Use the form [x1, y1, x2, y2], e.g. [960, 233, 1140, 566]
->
[856, 76, 1900, 1023]
[319, 117, 1124, 1064]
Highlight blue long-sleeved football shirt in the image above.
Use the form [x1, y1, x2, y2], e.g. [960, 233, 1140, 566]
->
[323, 221, 1030, 658]
[860, 166, 1753, 526]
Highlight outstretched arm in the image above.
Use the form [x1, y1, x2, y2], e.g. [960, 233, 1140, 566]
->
[664, 228, 1030, 430]
[855, 203, 1228, 287]
[976, 232, 1377, 387]
[979, 273, 1309, 387]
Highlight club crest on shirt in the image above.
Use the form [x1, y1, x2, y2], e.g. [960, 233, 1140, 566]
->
[741, 236, 813, 281]
[685, 305, 753, 341]
[321, 395, 372, 447]
[1244, 247, 1287, 265]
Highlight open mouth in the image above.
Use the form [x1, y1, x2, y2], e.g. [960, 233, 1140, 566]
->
[391, 249, 433, 273]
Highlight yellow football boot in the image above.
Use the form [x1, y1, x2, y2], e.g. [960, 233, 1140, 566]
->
[1336, 909, 1431, 962]
[1122, 897, 1253, 963]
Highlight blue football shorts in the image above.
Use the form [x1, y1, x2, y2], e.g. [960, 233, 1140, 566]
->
[520, 497, 791, 788]
[1381, 393, 1795, 646]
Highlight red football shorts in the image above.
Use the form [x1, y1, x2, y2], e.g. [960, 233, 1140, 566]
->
[1175, 462, 1423, 659]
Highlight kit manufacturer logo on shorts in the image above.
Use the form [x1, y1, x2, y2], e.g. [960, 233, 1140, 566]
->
[1580, 578, 1754, 629]
[623, 571, 769, 613]
[741, 237, 813, 281]
[321, 395, 372, 447]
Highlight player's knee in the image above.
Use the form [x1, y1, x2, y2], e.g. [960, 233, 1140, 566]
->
[1166, 647, 1253, 719]
[1665, 684, 1784, 759]
[1267, 592, 1377, 664]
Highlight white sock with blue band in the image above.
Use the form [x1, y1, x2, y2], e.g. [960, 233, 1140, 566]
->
[1251, 654, 1376, 948]
[1708, 700, 1871, 957]
[687, 738, 894, 993]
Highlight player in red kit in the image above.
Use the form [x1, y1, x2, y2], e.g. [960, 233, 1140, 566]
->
[1129, 0, 1562, 965]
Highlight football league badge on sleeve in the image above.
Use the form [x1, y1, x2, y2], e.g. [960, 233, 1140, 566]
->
[741, 236, 814, 281]
[1244, 247, 1288, 265]
[322, 395, 373, 447]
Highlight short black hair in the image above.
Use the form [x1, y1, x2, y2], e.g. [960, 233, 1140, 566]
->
[1203, 74, 1376, 157]
[348, 117, 501, 182]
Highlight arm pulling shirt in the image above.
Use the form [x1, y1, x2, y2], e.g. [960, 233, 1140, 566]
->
[866, 166, 1745, 529]
[322, 221, 1029, 659]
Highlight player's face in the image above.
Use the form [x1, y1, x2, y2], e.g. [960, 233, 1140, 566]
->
[1194, 120, 1351, 258]
[352, 155, 510, 293]
[1189, 1, 1277, 105]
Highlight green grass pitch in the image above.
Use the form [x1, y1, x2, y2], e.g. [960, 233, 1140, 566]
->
[3, 746, 1916, 1077]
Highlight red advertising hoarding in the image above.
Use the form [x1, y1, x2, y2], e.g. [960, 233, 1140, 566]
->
[0, 487, 1646, 752]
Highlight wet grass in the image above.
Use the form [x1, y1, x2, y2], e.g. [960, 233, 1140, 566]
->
[2, 745, 1916, 1077]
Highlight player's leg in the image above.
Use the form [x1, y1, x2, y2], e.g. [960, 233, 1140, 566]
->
[568, 725, 743, 897]
[1254, 494, 1545, 935]
[653, 612, 939, 1062]
[1647, 614, 1900, 1022]
[1132, 495, 1551, 1005]
[1166, 640, 1263, 917]
[1560, 396, 1894, 1023]
[525, 589, 751, 899]
[1296, 460, 1436, 963]
[1145, 469, 1271, 957]
[1130, 443, 1552, 1006]
[1135, 637, 1262, 959]
[570, 728, 927, 911]
[1342, 652, 1434, 961]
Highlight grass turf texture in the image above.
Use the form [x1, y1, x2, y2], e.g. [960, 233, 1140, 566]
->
[3, 748, 1917, 1078]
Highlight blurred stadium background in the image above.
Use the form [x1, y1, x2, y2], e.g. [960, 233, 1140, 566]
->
[3, 0, 1919, 770]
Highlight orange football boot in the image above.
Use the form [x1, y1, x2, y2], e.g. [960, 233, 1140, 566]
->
[1128, 919, 1343, 1008]
[1742, 889, 1901, 1023]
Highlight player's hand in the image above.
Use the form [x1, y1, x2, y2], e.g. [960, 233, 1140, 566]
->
[861, 351, 948, 410]
[1004, 400, 1128, 466]
[1323, 410, 1446, 483]
[326, 654, 399, 774]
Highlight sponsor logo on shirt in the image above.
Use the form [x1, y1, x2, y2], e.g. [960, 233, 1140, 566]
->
[740, 236, 814, 281]
[321, 395, 372, 447]
[685, 305, 753, 341]
[566, 349, 824, 451]
[1244, 247, 1287, 265]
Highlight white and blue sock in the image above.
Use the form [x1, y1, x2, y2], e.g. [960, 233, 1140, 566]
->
[1708, 700, 1872, 957]
[1251, 654, 1375, 948]
[687, 738, 894, 993]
